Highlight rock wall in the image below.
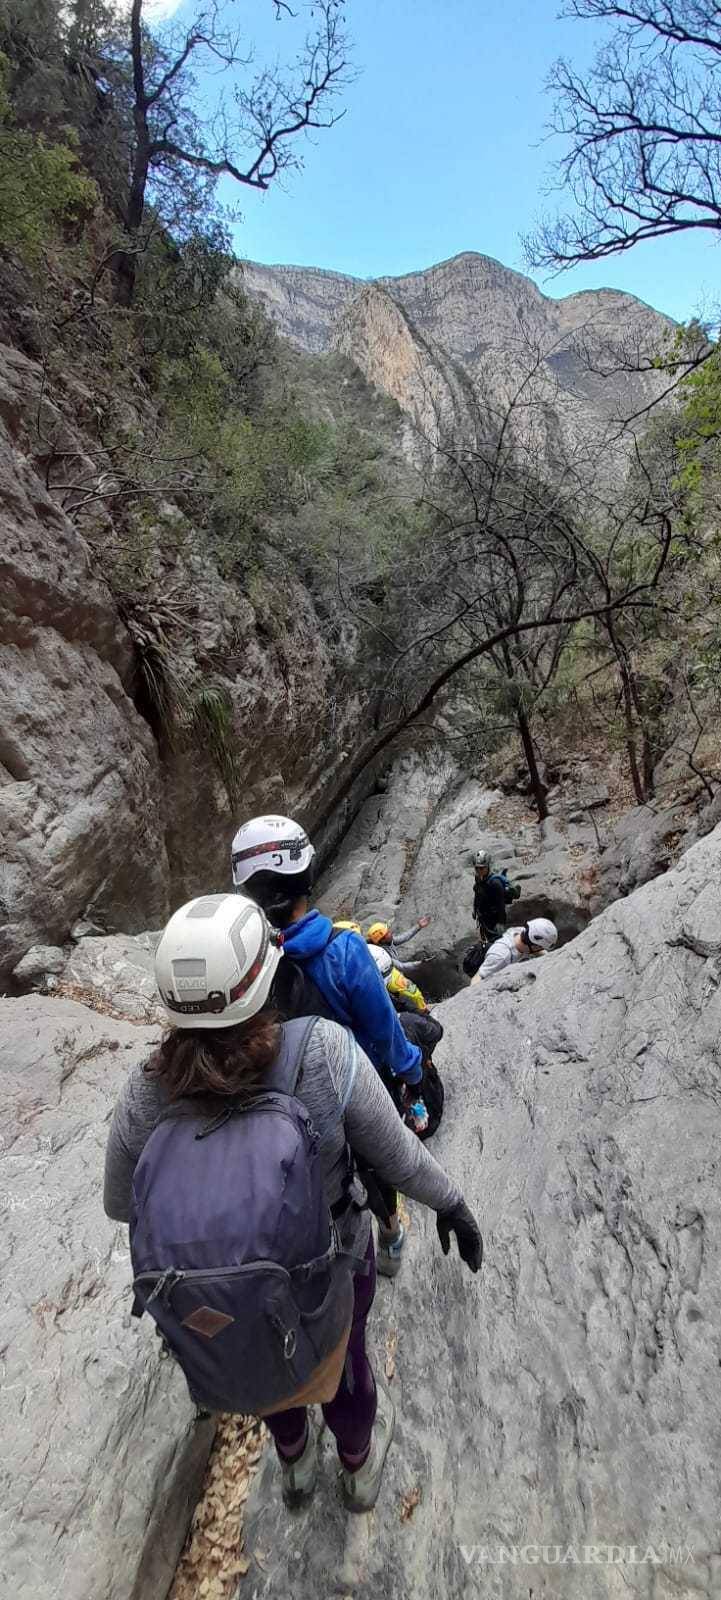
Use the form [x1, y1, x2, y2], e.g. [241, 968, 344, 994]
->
[0, 341, 378, 980]
[0, 995, 213, 1600]
[0, 345, 169, 978]
[244, 819, 721, 1599]
[4, 808, 720, 1599]
[332, 284, 476, 455]
[316, 751, 595, 966]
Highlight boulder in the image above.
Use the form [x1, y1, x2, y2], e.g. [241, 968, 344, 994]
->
[0, 995, 214, 1600]
[590, 802, 687, 914]
[12, 943, 66, 987]
[60, 931, 165, 1023]
[682, 786, 721, 850]
[563, 781, 610, 823]
[243, 821, 721, 1598]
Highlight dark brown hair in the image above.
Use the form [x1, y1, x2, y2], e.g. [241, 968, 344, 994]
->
[146, 1008, 281, 1104]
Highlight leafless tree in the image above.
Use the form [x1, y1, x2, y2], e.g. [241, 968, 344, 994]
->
[113, 0, 350, 303]
[526, 1, 721, 271]
[317, 347, 678, 830]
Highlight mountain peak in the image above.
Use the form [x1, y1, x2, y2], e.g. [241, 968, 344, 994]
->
[238, 251, 673, 457]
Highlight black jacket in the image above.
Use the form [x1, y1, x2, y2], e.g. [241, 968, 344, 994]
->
[398, 1010, 444, 1058]
[472, 874, 507, 932]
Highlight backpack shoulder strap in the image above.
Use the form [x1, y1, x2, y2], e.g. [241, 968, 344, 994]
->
[270, 1013, 358, 1154]
[266, 1016, 319, 1097]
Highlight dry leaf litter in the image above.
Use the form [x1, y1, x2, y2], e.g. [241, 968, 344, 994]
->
[170, 1415, 266, 1599]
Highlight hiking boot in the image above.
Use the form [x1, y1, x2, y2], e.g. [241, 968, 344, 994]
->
[280, 1422, 319, 1510]
[376, 1221, 405, 1279]
[340, 1384, 396, 1513]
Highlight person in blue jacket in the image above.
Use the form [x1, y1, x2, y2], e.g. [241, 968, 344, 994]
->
[231, 812, 422, 1277]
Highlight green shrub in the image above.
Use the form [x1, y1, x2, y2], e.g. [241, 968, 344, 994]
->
[0, 55, 97, 259]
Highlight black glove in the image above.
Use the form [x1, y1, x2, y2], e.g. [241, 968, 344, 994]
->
[436, 1199, 483, 1274]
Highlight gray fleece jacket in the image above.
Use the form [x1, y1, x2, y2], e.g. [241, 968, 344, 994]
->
[103, 1018, 462, 1256]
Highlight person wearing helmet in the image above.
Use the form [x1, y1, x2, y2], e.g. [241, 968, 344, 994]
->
[103, 893, 482, 1516]
[334, 919, 363, 935]
[368, 943, 429, 1016]
[368, 948, 445, 1140]
[230, 815, 425, 1277]
[365, 916, 431, 972]
[472, 850, 521, 944]
[470, 917, 558, 983]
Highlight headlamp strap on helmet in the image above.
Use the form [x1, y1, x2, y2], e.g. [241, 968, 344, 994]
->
[232, 833, 310, 868]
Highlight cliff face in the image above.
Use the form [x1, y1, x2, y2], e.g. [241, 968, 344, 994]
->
[0, 342, 384, 979]
[0, 248, 681, 977]
[331, 284, 477, 454]
[240, 251, 673, 458]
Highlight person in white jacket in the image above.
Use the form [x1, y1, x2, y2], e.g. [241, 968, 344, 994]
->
[470, 918, 558, 983]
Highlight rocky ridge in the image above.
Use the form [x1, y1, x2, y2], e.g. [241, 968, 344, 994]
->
[240, 251, 674, 456]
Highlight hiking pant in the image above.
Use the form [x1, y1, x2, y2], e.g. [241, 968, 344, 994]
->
[376, 1180, 398, 1227]
[265, 1233, 378, 1470]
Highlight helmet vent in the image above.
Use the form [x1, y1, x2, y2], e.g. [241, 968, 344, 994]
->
[187, 896, 226, 919]
[229, 925, 248, 967]
[229, 903, 255, 968]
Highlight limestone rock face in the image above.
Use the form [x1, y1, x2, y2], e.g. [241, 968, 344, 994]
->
[243, 820, 721, 1599]
[0, 995, 214, 1600]
[0, 345, 169, 979]
[331, 284, 476, 455]
[316, 752, 595, 972]
[0, 340, 376, 976]
[241, 252, 673, 462]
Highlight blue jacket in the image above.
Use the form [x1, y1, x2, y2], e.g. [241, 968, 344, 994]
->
[281, 911, 423, 1085]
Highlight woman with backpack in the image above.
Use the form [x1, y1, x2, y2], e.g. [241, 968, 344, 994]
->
[104, 893, 482, 1517]
[230, 812, 427, 1279]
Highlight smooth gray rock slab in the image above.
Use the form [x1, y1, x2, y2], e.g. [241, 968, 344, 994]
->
[243, 822, 721, 1599]
[0, 996, 213, 1600]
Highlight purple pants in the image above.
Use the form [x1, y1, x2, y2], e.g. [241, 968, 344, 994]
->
[265, 1232, 377, 1470]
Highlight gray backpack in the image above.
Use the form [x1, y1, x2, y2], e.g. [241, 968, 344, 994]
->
[129, 1018, 361, 1415]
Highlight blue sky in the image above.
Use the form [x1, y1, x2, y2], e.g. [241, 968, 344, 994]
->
[158, 0, 719, 322]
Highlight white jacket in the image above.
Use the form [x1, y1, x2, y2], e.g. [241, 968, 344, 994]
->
[471, 927, 526, 983]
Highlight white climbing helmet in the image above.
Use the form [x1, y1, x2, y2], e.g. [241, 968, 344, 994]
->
[231, 814, 316, 888]
[525, 917, 558, 952]
[368, 944, 393, 985]
[155, 893, 282, 1029]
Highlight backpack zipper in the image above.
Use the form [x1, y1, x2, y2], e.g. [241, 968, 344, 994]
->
[135, 1244, 339, 1303]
